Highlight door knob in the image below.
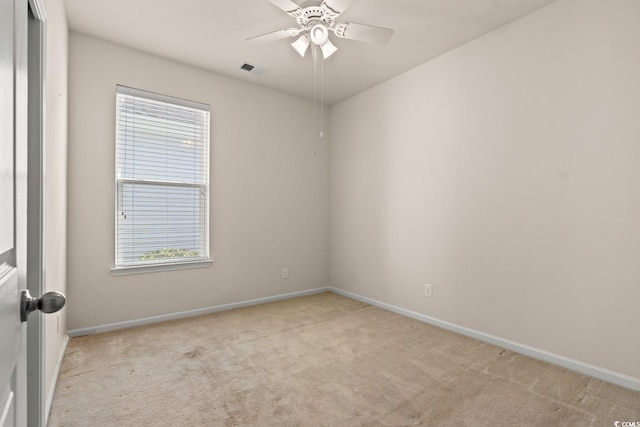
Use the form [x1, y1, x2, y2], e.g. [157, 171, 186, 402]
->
[20, 290, 66, 322]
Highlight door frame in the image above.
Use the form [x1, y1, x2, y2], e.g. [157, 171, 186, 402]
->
[25, 0, 46, 425]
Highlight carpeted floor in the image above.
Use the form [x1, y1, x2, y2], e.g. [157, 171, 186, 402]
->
[48, 292, 640, 426]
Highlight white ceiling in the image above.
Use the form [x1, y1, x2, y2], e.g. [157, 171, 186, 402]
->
[63, 0, 557, 105]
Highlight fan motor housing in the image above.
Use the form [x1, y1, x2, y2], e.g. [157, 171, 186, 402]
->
[291, 3, 339, 28]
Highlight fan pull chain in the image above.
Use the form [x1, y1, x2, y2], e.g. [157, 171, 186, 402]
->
[320, 52, 324, 138]
[313, 45, 318, 127]
[310, 44, 324, 139]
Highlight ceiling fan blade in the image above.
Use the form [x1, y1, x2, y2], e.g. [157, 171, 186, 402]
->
[291, 34, 311, 57]
[333, 22, 394, 44]
[321, 0, 356, 16]
[266, 0, 303, 16]
[247, 28, 301, 43]
[320, 39, 338, 59]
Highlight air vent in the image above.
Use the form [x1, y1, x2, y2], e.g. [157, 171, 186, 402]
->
[240, 62, 268, 76]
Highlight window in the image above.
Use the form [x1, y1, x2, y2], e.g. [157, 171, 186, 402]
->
[113, 85, 211, 274]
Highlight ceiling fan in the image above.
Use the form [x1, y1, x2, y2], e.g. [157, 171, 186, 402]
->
[248, 0, 394, 59]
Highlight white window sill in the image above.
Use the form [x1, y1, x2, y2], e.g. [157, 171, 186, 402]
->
[111, 259, 213, 276]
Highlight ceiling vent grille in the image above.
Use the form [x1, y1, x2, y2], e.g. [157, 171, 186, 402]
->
[240, 62, 268, 76]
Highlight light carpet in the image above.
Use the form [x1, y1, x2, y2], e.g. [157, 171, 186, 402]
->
[48, 292, 640, 426]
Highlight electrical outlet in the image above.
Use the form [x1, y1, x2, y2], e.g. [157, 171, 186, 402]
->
[424, 284, 433, 298]
[282, 268, 289, 279]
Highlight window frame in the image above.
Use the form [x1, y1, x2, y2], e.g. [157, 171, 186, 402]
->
[111, 85, 212, 276]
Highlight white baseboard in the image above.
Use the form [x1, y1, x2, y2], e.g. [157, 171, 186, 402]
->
[45, 334, 69, 424]
[67, 287, 331, 337]
[329, 287, 640, 392]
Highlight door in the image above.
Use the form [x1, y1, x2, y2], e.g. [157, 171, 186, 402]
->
[1, 0, 27, 424]
[1, 1, 64, 426]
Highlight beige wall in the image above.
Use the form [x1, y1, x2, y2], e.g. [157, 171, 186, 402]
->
[330, 0, 640, 380]
[43, 0, 68, 412]
[66, 33, 329, 330]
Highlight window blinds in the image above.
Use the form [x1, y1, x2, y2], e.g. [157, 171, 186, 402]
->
[115, 86, 210, 267]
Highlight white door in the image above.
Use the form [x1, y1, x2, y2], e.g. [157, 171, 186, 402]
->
[1, 1, 64, 426]
[1, 0, 27, 424]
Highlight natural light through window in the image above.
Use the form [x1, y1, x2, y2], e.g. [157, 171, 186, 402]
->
[113, 85, 211, 274]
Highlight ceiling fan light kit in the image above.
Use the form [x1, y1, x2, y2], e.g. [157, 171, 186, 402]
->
[291, 34, 311, 56]
[249, 0, 394, 59]
[310, 24, 329, 45]
[319, 38, 338, 59]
